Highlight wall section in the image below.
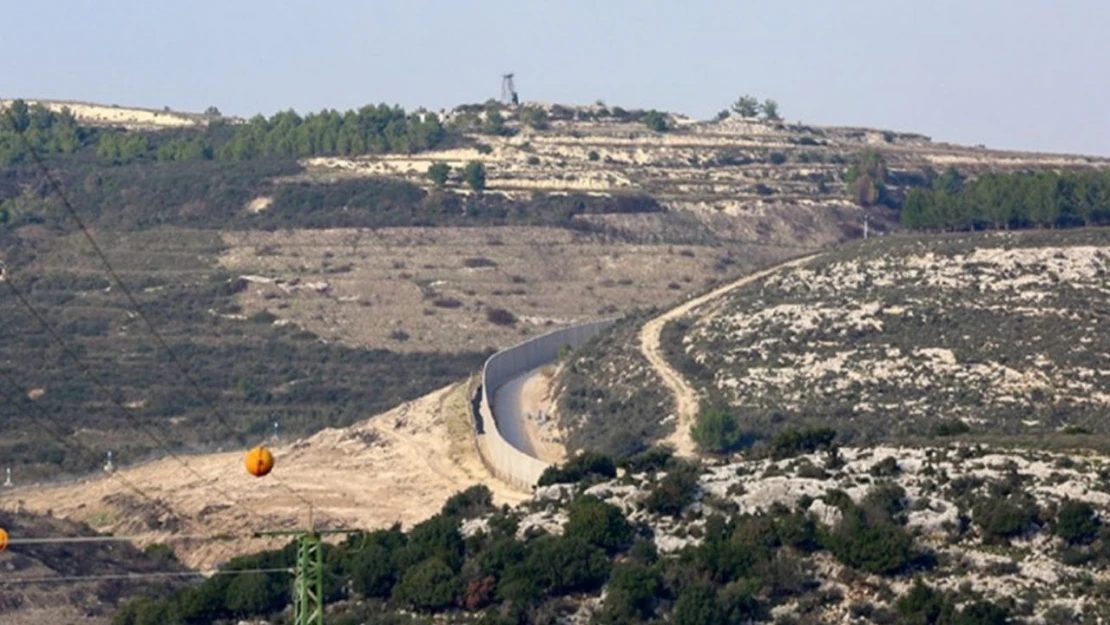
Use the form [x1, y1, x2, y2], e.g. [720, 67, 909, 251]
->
[475, 320, 614, 490]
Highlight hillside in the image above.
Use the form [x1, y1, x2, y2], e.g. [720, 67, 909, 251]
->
[102, 443, 1110, 624]
[0, 509, 189, 625]
[554, 228, 1110, 456]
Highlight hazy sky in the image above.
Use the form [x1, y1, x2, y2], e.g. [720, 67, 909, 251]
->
[3, 0, 1107, 155]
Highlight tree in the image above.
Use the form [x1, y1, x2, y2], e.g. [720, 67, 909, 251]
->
[598, 563, 662, 625]
[730, 95, 760, 118]
[690, 408, 745, 454]
[761, 99, 781, 120]
[521, 107, 549, 130]
[672, 582, 725, 625]
[204, 105, 222, 117]
[643, 110, 668, 132]
[464, 161, 487, 192]
[427, 162, 451, 188]
[565, 495, 633, 554]
[394, 558, 460, 612]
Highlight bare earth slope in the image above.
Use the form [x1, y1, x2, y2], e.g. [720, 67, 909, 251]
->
[0, 382, 525, 569]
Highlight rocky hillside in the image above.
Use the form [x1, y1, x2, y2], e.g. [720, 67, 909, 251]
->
[556, 228, 1110, 454]
[112, 442, 1110, 624]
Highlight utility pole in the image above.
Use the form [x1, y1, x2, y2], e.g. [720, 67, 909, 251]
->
[103, 451, 114, 473]
[255, 507, 359, 625]
[862, 214, 870, 239]
[272, 421, 281, 443]
[3, 467, 11, 487]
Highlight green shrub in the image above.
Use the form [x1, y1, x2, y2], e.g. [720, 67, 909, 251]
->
[1055, 499, 1100, 545]
[394, 558, 460, 612]
[644, 461, 700, 517]
[597, 562, 661, 624]
[672, 582, 725, 625]
[972, 494, 1040, 544]
[442, 484, 495, 520]
[691, 408, 746, 454]
[643, 110, 668, 132]
[464, 161, 487, 192]
[895, 578, 955, 624]
[565, 495, 633, 554]
[618, 446, 674, 474]
[931, 419, 971, 437]
[825, 506, 918, 575]
[771, 427, 836, 459]
[956, 600, 1010, 625]
[537, 451, 616, 486]
[427, 162, 451, 188]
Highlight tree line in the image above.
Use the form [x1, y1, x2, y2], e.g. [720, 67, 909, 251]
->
[0, 100, 94, 165]
[901, 168, 1110, 231]
[3, 99, 450, 166]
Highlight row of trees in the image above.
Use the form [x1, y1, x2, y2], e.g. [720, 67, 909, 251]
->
[727, 95, 780, 121]
[1, 100, 91, 165]
[902, 168, 1110, 231]
[153, 104, 448, 163]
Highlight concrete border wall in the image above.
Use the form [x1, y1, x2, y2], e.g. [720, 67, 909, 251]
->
[475, 320, 615, 490]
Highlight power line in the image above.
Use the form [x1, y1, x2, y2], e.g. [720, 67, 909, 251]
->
[0, 374, 180, 524]
[0, 103, 315, 513]
[0, 568, 293, 585]
[0, 273, 273, 527]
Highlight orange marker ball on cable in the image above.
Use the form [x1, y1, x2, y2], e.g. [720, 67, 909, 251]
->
[0, 527, 8, 552]
[245, 446, 274, 477]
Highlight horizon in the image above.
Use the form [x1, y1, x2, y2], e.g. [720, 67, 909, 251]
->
[2, 0, 1108, 157]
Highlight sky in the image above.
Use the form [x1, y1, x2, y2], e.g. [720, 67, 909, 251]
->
[3, 0, 1107, 155]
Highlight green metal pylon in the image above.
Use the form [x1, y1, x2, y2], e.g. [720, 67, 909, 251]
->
[294, 532, 324, 625]
[256, 506, 357, 625]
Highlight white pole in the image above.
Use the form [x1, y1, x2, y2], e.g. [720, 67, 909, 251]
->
[4, 467, 11, 487]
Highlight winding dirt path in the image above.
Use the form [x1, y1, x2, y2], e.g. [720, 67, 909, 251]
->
[640, 254, 820, 455]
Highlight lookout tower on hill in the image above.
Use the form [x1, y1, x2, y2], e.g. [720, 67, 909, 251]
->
[501, 73, 519, 106]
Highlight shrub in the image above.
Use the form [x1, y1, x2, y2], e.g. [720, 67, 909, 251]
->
[1055, 500, 1100, 545]
[485, 308, 517, 326]
[691, 408, 746, 454]
[597, 562, 661, 624]
[427, 162, 450, 188]
[464, 161, 487, 192]
[463, 256, 498, 268]
[768, 152, 787, 165]
[618, 446, 674, 474]
[538, 451, 616, 486]
[895, 579, 955, 624]
[526, 155, 540, 166]
[644, 461, 700, 517]
[931, 419, 971, 437]
[672, 582, 725, 625]
[432, 297, 463, 309]
[956, 600, 1010, 625]
[771, 427, 836, 459]
[587, 150, 600, 161]
[521, 107, 549, 130]
[972, 494, 1040, 544]
[394, 558, 460, 612]
[869, 457, 900, 477]
[643, 110, 668, 132]
[565, 495, 633, 554]
[442, 484, 494, 520]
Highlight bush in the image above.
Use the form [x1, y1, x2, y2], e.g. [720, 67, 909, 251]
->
[427, 162, 450, 188]
[485, 308, 517, 326]
[771, 427, 836, 459]
[643, 110, 668, 132]
[463, 256, 498, 268]
[931, 419, 971, 437]
[597, 562, 661, 624]
[1055, 500, 1100, 545]
[587, 150, 600, 162]
[768, 152, 787, 165]
[565, 495, 633, 554]
[956, 601, 1010, 625]
[895, 578, 955, 624]
[464, 161, 487, 192]
[644, 461, 700, 517]
[537, 451, 616, 486]
[672, 582, 725, 625]
[618, 446, 674, 474]
[691, 408, 746, 454]
[972, 494, 1040, 544]
[442, 485, 494, 520]
[393, 558, 460, 612]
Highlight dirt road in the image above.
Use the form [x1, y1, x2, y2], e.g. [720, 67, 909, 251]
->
[639, 254, 820, 455]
